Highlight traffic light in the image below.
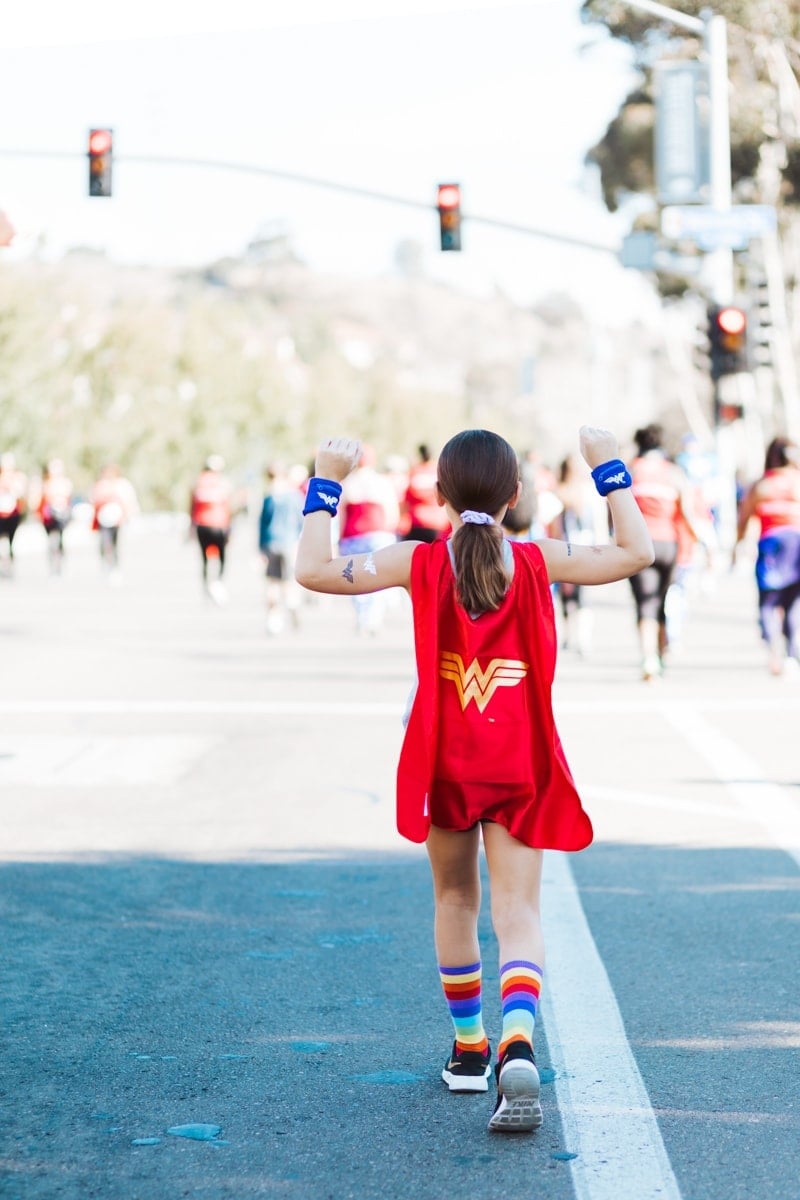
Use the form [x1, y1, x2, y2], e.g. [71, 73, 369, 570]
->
[88, 128, 113, 197]
[437, 183, 462, 252]
[748, 276, 772, 368]
[708, 304, 747, 380]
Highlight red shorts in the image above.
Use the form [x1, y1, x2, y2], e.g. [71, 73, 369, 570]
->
[429, 778, 536, 835]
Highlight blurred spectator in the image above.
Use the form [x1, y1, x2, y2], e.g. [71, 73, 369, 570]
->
[259, 462, 305, 634]
[0, 452, 29, 577]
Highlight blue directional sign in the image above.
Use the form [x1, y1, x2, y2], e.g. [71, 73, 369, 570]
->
[661, 204, 777, 251]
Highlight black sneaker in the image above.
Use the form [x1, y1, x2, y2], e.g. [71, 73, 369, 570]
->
[487, 1041, 542, 1132]
[441, 1040, 492, 1093]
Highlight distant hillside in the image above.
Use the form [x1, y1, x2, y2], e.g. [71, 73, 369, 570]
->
[0, 248, 691, 509]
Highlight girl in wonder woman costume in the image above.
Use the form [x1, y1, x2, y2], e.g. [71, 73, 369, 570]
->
[295, 426, 653, 1133]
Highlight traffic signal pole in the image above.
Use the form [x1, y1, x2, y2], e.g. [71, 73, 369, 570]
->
[619, 0, 739, 546]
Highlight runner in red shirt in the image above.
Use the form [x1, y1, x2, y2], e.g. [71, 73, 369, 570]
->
[734, 436, 800, 675]
[190, 455, 234, 604]
[295, 425, 653, 1134]
[628, 424, 706, 679]
[402, 444, 450, 542]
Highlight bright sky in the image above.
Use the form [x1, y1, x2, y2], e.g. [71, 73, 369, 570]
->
[0, 0, 659, 321]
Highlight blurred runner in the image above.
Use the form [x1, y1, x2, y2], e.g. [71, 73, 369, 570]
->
[0, 452, 29, 577]
[259, 462, 305, 634]
[337, 444, 400, 634]
[190, 455, 234, 605]
[733, 436, 800, 676]
[91, 464, 139, 580]
[35, 458, 74, 576]
[402, 444, 450, 543]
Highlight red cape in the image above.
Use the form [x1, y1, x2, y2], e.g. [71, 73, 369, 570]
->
[396, 539, 592, 850]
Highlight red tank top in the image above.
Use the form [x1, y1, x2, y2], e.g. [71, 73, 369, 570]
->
[339, 500, 389, 539]
[755, 470, 800, 535]
[396, 539, 592, 849]
[631, 454, 680, 543]
[191, 472, 231, 528]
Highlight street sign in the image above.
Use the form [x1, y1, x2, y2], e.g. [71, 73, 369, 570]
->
[620, 230, 701, 275]
[655, 61, 710, 206]
[661, 204, 777, 250]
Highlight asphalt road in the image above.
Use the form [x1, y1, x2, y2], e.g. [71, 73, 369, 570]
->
[1, 515, 798, 1200]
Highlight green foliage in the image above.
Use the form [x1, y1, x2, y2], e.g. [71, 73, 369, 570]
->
[582, 0, 800, 213]
[0, 256, 499, 508]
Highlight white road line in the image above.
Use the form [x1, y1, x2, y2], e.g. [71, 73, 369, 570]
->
[0, 700, 405, 716]
[0, 695, 798, 717]
[541, 851, 682, 1200]
[663, 706, 800, 869]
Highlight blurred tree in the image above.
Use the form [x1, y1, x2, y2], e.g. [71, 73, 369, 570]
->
[581, 0, 800, 212]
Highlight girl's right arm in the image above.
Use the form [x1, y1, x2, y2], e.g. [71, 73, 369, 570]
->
[294, 437, 417, 596]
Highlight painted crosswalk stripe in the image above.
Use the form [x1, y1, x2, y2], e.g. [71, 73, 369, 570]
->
[541, 851, 682, 1200]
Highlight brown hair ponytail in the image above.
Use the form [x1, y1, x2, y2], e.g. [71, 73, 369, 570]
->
[437, 430, 520, 614]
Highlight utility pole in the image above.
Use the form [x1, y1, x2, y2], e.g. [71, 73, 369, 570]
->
[618, 0, 739, 544]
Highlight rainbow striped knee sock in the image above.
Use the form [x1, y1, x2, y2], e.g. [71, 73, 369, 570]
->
[497, 959, 543, 1059]
[439, 961, 489, 1055]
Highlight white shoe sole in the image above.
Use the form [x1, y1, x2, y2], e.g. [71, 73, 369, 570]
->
[441, 1066, 490, 1093]
[488, 1060, 542, 1131]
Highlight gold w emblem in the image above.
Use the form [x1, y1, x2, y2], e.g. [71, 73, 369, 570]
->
[439, 651, 528, 713]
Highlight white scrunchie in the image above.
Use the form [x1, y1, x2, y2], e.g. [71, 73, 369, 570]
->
[460, 510, 494, 525]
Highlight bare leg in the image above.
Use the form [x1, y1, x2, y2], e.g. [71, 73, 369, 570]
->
[425, 823, 482, 964]
[481, 822, 544, 970]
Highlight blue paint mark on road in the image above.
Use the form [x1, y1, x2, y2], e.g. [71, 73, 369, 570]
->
[318, 930, 391, 947]
[351, 1070, 424, 1085]
[132, 1137, 162, 1146]
[167, 1124, 223, 1141]
[291, 1041, 331, 1052]
[245, 950, 294, 960]
[271, 889, 328, 898]
[551, 1151, 578, 1161]
[219, 1053, 251, 1060]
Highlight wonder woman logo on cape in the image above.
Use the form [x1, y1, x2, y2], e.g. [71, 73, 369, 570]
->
[439, 650, 529, 714]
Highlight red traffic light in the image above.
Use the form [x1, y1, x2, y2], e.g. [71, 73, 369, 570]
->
[88, 128, 113, 156]
[437, 184, 461, 211]
[88, 127, 113, 197]
[715, 306, 746, 337]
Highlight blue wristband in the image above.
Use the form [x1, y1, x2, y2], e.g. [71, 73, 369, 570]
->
[303, 476, 343, 516]
[591, 459, 632, 497]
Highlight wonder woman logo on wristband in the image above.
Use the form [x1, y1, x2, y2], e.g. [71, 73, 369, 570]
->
[439, 651, 529, 713]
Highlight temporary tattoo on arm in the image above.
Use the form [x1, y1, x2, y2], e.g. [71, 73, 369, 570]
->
[342, 558, 354, 583]
[566, 542, 573, 557]
[363, 553, 377, 576]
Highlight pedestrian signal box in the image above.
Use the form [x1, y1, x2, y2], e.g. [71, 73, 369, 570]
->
[708, 304, 747, 379]
[437, 183, 462, 252]
[88, 128, 113, 197]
